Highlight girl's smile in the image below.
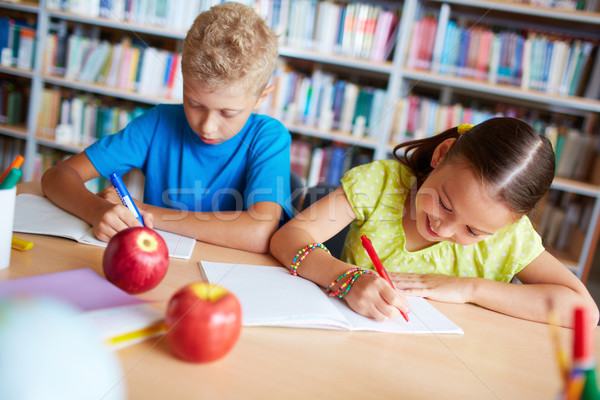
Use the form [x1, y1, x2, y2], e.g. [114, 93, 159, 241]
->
[425, 215, 441, 238]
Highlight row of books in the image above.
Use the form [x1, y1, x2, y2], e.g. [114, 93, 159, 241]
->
[43, 28, 183, 100]
[386, 94, 562, 143]
[407, 15, 600, 99]
[387, 93, 600, 184]
[548, 127, 600, 182]
[276, 1, 399, 62]
[259, 63, 388, 139]
[532, 190, 598, 259]
[0, 17, 36, 70]
[46, 0, 216, 32]
[37, 87, 148, 147]
[290, 139, 370, 188]
[47, 0, 401, 63]
[388, 95, 500, 144]
[500, 0, 600, 12]
[0, 80, 28, 126]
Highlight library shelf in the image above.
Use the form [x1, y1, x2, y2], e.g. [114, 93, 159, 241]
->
[41, 75, 180, 106]
[427, 0, 600, 24]
[0, 65, 33, 78]
[0, 124, 28, 140]
[401, 69, 600, 114]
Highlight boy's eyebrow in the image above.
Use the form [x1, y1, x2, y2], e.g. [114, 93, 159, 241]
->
[441, 185, 493, 236]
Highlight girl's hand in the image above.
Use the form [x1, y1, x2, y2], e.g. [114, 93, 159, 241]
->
[391, 273, 474, 304]
[344, 274, 412, 321]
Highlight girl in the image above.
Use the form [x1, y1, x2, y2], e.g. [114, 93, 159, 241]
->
[270, 117, 598, 327]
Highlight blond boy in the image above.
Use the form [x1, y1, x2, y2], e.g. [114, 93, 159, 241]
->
[42, 3, 291, 253]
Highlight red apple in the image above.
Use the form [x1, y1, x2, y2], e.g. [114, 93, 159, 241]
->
[165, 282, 242, 363]
[102, 227, 169, 294]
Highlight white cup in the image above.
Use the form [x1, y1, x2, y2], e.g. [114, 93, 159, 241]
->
[0, 187, 16, 269]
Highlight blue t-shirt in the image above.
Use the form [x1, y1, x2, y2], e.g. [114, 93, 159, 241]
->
[86, 104, 292, 217]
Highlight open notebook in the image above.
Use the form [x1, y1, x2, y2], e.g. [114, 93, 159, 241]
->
[13, 194, 196, 259]
[201, 261, 463, 334]
[0, 268, 164, 350]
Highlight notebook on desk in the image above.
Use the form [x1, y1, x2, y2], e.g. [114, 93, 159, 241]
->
[13, 193, 196, 259]
[201, 261, 463, 334]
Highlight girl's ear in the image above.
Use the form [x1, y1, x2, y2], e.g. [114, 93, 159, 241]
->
[431, 138, 457, 166]
[254, 85, 275, 110]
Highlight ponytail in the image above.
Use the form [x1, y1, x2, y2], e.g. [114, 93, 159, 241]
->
[394, 127, 461, 188]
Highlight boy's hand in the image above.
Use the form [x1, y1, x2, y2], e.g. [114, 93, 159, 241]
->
[391, 273, 474, 304]
[92, 188, 153, 241]
[97, 187, 121, 204]
[344, 274, 411, 321]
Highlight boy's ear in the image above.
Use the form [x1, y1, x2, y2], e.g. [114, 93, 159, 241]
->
[432, 138, 457, 165]
[254, 85, 275, 110]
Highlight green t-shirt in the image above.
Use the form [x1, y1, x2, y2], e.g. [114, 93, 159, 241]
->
[340, 160, 544, 283]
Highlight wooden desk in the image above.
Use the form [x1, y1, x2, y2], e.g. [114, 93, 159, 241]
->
[5, 184, 597, 399]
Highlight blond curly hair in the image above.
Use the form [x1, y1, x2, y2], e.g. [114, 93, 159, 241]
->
[182, 2, 278, 96]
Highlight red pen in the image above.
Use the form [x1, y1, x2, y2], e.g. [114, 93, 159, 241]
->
[360, 234, 409, 322]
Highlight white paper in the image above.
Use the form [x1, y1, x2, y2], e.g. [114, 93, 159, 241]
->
[13, 194, 196, 259]
[201, 261, 463, 334]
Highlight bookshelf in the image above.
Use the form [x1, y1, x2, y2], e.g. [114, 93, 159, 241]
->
[1, 0, 599, 280]
[391, 0, 600, 281]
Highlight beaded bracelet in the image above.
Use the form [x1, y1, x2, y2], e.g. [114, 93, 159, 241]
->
[325, 268, 375, 299]
[289, 243, 330, 276]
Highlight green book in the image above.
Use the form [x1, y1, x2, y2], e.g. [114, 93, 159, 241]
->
[10, 24, 20, 66]
[6, 91, 22, 125]
[554, 131, 566, 169]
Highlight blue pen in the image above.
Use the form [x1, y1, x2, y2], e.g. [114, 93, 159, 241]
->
[109, 172, 145, 227]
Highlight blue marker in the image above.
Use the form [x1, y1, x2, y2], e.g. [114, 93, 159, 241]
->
[109, 172, 145, 227]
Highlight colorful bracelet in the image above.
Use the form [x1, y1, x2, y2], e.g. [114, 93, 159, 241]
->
[289, 243, 330, 276]
[325, 268, 375, 299]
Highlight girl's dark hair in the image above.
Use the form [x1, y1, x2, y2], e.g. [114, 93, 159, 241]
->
[394, 117, 556, 215]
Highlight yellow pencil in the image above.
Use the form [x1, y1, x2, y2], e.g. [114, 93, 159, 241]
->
[106, 320, 167, 347]
[11, 236, 33, 251]
[548, 307, 570, 388]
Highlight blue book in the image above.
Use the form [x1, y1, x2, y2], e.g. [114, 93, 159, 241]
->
[541, 40, 554, 92]
[457, 29, 470, 77]
[331, 80, 346, 127]
[163, 52, 173, 88]
[99, 0, 111, 18]
[327, 146, 347, 185]
[448, 24, 462, 75]
[0, 17, 10, 50]
[271, 0, 281, 32]
[336, 7, 347, 53]
[513, 34, 524, 86]
[497, 32, 512, 84]
[439, 20, 455, 75]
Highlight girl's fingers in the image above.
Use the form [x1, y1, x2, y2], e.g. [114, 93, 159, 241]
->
[380, 286, 411, 312]
[378, 286, 411, 318]
[373, 300, 401, 321]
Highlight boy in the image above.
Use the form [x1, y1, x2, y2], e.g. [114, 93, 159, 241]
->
[41, 2, 291, 253]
